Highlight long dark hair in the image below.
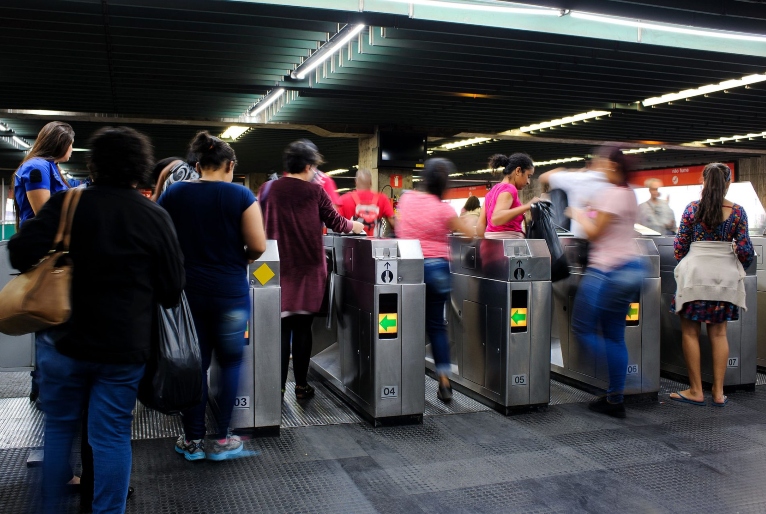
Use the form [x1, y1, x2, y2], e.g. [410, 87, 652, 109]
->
[420, 158, 454, 199]
[488, 153, 533, 176]
[697, 163, 731, 228]
[190, 131, 236, 171]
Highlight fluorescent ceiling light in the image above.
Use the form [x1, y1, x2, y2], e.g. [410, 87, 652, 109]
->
[325, 169, 349, 176]
[571, 12, 766, 43]
[382, 0, 560, 15]
[533, 157, 585, 166]
[12, 135, 30, 149]
[642, 73, 766, 107]
[336, 187, 352, 193]
[432, 137, 494, 151]
[518, 111, 610, 132]
[248, 88, 285, 116]
[220, 126, 249, 140]
[71, 148, 89, 152]
[291, 24, 366, 80]
[622, 147, 663, 154]
[688, 131, 766, 146]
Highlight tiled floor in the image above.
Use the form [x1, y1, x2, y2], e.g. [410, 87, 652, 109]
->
[3, 371, 766, 513]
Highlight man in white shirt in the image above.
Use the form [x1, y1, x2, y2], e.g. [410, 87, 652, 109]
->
[538, 166, 610, 239]
[638, 178, 676, 234]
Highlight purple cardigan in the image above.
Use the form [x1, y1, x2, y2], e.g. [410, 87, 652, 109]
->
[260, 177, 352, 314]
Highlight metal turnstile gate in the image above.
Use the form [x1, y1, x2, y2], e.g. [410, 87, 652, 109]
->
[444, 237, 552, 413]
[654, 236, 757, 391]
[210, 240, 282, 435]
[551, 238, 661, 399]
[753, 237, 766, 370]
[310, 237, 425, 424]
[0, 242, 34, 371]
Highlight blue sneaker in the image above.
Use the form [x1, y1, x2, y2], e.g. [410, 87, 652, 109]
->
[175, 435, 206, 461]
[207, 434, 243, 461]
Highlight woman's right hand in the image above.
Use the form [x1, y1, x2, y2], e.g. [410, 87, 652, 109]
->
[351, 221, 365, 234]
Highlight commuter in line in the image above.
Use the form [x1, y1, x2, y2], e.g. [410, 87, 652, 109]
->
[638, 178, 676, 234]
[538, 163, 610, 266]
[259, 140, 363, 400]
[395, 158, 474, 402]
[566, 145, 645, 418]
[459, 195, 481, 235]
[9, 126, 185, 513]
[670, 163, 754, 407]
[477, 153, 540, 238]
[150, 156, 199, 201]
[159, 131, 266, 461]
[338, 168, 396, 237]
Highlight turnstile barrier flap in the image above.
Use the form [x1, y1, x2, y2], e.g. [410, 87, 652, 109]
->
[248, 240, 280, 288]
[448, 236, 551, 282]
[559, 237, 660, 279]
[333, 237, 424, 284]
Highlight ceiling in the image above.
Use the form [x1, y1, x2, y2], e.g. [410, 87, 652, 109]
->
[1, 0, 765, 186]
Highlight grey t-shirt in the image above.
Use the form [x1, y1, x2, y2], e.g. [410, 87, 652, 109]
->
[548, 170, 610, 238]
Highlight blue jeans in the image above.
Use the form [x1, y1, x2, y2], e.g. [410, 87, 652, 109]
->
[37, 331, 145, 514]
[571, 259, 645, 403]
[424, 258, 451, 375]
[182, 292, 249, 440]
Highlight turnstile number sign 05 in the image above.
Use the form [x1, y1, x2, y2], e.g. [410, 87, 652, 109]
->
[442, 237, 552, 413]
[551, 238, 661, 398]
[654, 236, 757, 390]
[209, 240, 282, 434]
[0, 241, 34, 371]
[310, 237, 425, 423]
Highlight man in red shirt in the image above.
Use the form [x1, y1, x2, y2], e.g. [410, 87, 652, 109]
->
[338, 169, 396, 237]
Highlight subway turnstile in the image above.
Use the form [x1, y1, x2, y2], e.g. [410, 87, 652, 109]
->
[0, 242, 34, 371]
[654, 236, 757, 391]
[551, 238, 661, 399]
[310, 237, 425, 425]
[443, 237, 552, 414]
[753, 237, 766, 370]
[209, 240, 282, 435]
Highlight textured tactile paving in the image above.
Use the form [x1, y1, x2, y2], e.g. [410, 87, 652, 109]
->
[0, 371, 30, 399]
[549, 379, 598, 405]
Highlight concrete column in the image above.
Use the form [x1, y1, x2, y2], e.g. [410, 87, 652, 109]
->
[737, 156, 766, 207]
[358, 135, 379, 192]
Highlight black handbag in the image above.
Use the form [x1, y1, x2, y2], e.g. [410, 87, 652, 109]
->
[528, 201, 570, 282]
[138, 292, 203, 415]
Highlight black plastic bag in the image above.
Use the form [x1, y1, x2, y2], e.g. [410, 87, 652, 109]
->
[138, 292, 203, 415]
[528, 201, 570, 282]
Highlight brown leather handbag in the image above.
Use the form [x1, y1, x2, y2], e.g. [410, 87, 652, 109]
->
[0, 188, 83, 335]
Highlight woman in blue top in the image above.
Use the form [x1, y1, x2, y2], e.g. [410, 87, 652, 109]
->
[158, 131, 267, 462]
[12, 121, 78, 229]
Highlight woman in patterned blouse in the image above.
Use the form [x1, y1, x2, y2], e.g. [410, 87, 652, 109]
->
[670, 163, 754, 407]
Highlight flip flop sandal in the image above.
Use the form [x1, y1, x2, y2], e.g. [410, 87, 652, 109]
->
[711, 396, 729, 407]
[669, 392, 706, 406]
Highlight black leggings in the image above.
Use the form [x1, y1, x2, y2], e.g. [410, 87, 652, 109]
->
[281, 314, 314, 388]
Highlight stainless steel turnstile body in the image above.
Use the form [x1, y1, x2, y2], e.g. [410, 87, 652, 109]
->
[310, 237, 425, 423]
[210, 240, 282, 434]
[551, 238, 661, 397]
[443, 237, 552, 413]
[753, 237, 766, 369]
[654, 236, 757, 390]
[0, 242, 34, 371]
[311, 235, 340, 357]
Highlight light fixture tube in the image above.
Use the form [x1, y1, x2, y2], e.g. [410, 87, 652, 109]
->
[220, 126, 249, 140]
[12, 135, 30, 149]
[519, 111, 610, 132]
[433, 137, 494, 151]
[325, 169, 349, 176]
[689, 131, 766, 145]
[622, 147, 663, 154]
[291, 24, 366, 80]
[248, 88, 285, 116]
[642, 73, 766, 107]
[382, 0, 560, 15]
[571, 12, 766, 43]
[533, 157, 585, 166]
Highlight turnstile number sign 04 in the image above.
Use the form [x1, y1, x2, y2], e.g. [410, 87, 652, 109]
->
[310, 237, 425, 423]
[209, 240, 282, 435]
[551, 238, 661, 398]
[442, 237, 552, 413]
[0, 241, 34, 371]
[654, 236, 757, 390]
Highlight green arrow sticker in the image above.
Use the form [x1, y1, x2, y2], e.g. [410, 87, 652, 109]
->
[379, 314, 398, 332]
[511, 309, 527, 325]
[628, 305, 638, 317]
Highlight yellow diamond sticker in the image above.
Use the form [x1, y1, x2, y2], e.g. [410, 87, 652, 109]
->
[253, 263, 275, 285]
[510, 308, 527, 327]
[379, 313, 398, 334]
[626, 303, 639, 321]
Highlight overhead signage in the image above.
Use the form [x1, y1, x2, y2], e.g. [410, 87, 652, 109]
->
[629, 162, 735, 187]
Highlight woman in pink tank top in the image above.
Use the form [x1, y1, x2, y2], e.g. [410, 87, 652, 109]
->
[477, 152, 540, 238]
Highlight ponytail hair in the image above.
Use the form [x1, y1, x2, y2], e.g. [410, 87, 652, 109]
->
[591, 144, 636, 186]
[488, 152, 533, 176]
[189, 131, 236, 171]
[697, 163, 731, 228]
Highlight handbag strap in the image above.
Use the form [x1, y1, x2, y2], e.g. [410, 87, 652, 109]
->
[52, 188, 83, 252]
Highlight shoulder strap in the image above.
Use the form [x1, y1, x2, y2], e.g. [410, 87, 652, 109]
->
[351, 191, 361, 205]
[52, 188, 83, 252]
[260, 180, 274, 204]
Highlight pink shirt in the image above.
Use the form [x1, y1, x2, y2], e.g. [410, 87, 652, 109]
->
[396, 191, 456, 259]
[588, 185, 639, 271]
[484, 182, 523, 233]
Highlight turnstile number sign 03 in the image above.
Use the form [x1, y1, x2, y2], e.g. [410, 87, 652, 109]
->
[551, 238, 661, 398]
[442, 237, 552, 414]
[209, 240, 282, 435]
[310, 237, 425, 423]
[654, 236, 757, 390]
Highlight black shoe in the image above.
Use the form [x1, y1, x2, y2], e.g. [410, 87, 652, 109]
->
[588, 397, 626, 418]
[437, 382, 453, 403]
[127, 486, 134, 500]
[29, 391, 38, 403]
[295, 384, 315, 400]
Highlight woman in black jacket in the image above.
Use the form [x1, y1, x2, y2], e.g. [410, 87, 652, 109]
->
[9, 126, 185, 514]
